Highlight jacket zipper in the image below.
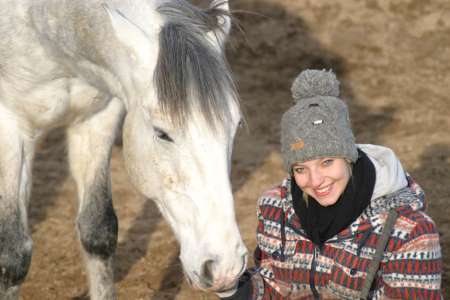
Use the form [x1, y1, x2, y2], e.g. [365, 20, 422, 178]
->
[310, 246, 320, 300]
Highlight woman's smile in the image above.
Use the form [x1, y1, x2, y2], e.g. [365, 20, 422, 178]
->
[313, 184, 333, 198]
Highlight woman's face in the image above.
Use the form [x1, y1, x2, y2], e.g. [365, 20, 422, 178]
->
[292, 157, 351, 207]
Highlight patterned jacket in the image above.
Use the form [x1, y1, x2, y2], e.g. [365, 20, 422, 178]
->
[229, 145, 442, 300]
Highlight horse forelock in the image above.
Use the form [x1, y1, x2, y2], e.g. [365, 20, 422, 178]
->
[154, 0, 239, 132]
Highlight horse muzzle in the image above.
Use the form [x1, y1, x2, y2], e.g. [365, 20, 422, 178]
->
[184, 250, 248, 292]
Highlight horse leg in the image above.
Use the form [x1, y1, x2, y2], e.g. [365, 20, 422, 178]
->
[0, 111, 34, 299]
[67, 98, 125, 300]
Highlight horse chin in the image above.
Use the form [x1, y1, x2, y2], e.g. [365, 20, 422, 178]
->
[182, 257, 247, 293]
[188, 277, 235, 293]
[209, 281, 239, 293]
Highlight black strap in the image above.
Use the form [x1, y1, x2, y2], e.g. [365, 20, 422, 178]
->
[360, 209, 398, 299]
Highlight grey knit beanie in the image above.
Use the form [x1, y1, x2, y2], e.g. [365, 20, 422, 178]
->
[281, 69, 358, 172]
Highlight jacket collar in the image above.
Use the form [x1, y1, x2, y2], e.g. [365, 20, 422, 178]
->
[358, 144, 408, 200]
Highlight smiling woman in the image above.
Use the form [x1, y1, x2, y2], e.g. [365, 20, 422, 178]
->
[217, 70, 443, 300]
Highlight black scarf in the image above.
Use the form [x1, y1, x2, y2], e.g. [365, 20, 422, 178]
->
[292, 149, 376, 247]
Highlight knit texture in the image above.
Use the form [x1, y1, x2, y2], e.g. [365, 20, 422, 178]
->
[281, 69, 358, 171]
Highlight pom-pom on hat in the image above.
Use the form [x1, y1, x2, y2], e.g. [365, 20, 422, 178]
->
[281, 69, 358, 172]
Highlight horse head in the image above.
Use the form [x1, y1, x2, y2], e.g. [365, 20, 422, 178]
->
[105, 0, 247, 292]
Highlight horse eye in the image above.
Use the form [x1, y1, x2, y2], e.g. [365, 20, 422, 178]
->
[154, 127, 174, 142]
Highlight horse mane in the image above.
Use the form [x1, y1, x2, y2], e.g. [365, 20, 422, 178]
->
[155, 0, 239, 131]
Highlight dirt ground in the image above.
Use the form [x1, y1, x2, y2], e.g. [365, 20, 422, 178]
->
[20, 0, 449, 299]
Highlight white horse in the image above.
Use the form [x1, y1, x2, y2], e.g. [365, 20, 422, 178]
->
[0, 0, 247, 298]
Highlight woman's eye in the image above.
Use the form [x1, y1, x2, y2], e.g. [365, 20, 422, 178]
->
[154, 127, 173, 142]
[323, 159, 334, 166]
[293, 167, 305, 174]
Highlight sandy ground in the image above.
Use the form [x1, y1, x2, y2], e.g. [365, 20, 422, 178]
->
[19, 0, 449, 299]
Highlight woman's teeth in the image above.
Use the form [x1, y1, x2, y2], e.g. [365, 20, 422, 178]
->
[315, 185, 332, 196]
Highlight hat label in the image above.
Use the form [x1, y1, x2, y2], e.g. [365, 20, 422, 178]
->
[313, 119, 323, 125]
[291, 139, 305, 151]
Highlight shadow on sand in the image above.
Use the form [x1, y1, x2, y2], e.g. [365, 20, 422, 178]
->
[410, 143, 450, 298]
[29, 128, 69, 232]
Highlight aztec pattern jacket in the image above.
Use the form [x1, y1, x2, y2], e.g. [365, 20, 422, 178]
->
[230, 145, 442, 300]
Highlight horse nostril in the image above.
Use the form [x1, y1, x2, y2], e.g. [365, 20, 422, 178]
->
[201, 259, 216, 287]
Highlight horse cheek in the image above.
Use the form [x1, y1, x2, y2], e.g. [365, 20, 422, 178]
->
[122, 113, 160, 199]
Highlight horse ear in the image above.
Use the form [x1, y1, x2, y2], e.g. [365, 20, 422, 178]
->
[207, 0, 231, 49]
[102, 3, 151, 62]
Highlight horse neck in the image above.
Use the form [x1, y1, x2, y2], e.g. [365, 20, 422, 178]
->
[29, 0, 161, 106]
